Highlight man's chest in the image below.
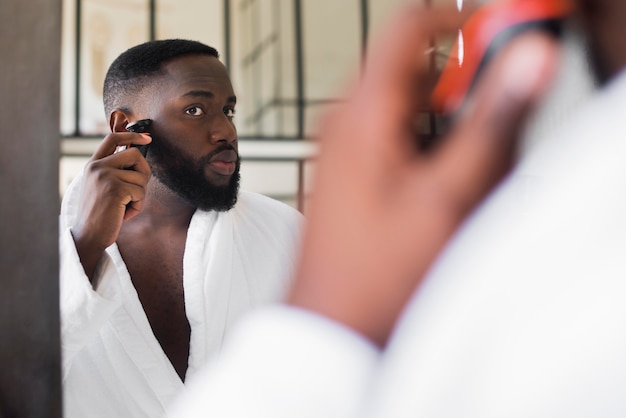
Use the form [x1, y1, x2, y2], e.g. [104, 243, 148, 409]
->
[116, 229, 191, 379]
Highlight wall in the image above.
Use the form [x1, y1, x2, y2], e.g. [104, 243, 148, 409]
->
[0, 0, 63, 416]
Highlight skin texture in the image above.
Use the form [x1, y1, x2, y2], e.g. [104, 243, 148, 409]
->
[573, 0, 626, 84]
[72, 54, 238, 380]
[287, 5, 559, 347]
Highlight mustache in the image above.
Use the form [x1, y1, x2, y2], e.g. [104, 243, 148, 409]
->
[202, 144, 240, 163]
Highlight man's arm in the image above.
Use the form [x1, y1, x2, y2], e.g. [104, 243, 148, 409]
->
[59, 131, 152, 374]
[70, 132, 152, 282]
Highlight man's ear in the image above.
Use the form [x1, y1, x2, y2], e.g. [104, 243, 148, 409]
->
[109, 110, 132, 133]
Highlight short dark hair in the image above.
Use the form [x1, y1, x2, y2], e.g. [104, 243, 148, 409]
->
[103, 39, 220, 117]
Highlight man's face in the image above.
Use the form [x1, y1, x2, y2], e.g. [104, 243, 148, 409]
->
[144, 54, 240, 211]
[147, 128, 240, 211]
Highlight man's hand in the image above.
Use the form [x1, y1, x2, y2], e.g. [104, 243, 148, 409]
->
[71, 132, 152, 283]
[288, 6, 558, 347]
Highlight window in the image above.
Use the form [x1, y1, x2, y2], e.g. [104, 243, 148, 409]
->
[61, 0, 449, 139]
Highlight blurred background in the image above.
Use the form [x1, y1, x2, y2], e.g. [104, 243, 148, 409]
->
[59, 0, 462, 211]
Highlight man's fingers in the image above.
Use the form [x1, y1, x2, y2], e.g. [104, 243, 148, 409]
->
[88, 144, 152, 177]
[95, 171, 148, 220]
[91, 132, 152, 161]
[115, 168, 151, 189]
[122, 183, 148, 221]
[347, 6, 468, 152]
[83, 159, 150, 215]
[83, 164, 149, 198]
[432, 32, 559, 214]
[115, 148, 152, 174]
[362, 5, 468, 95]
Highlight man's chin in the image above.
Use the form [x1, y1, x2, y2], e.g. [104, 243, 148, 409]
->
[150, 156, 240, 211]
[186, 175, 240, 212]
[194, 192, 238, 212]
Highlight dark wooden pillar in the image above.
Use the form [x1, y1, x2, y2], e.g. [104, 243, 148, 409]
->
[0, 0, 63, 416]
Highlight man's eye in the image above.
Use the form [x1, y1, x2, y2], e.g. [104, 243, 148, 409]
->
[185, 106, 204, 116]
[224, 108, 236, 119]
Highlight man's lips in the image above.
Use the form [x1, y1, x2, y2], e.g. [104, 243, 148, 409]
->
[207, 149, 238, 176]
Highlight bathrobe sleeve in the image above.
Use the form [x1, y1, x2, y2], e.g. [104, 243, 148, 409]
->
[58, 173, 121, 377]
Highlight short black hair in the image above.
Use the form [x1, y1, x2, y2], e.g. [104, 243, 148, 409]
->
[103, 39, 220, 117]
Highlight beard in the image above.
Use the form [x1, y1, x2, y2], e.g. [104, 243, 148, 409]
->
[146, 131, 240, 212]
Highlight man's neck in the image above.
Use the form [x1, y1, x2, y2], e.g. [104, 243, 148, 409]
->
[133, 176, 197, 230]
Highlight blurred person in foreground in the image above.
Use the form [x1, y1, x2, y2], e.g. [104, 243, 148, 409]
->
[169, 0, 626, 417]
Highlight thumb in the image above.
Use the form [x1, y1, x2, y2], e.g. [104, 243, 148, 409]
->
[433, 32, 559, 213]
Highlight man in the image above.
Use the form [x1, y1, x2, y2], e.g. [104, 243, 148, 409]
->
[169, 1, 626, 417]
[59, 39, 302, 418]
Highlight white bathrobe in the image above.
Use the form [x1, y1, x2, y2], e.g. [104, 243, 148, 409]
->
[59, 172, 302, 418]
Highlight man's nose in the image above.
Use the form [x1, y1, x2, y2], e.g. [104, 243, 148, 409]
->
[209, 113, 237, 144]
